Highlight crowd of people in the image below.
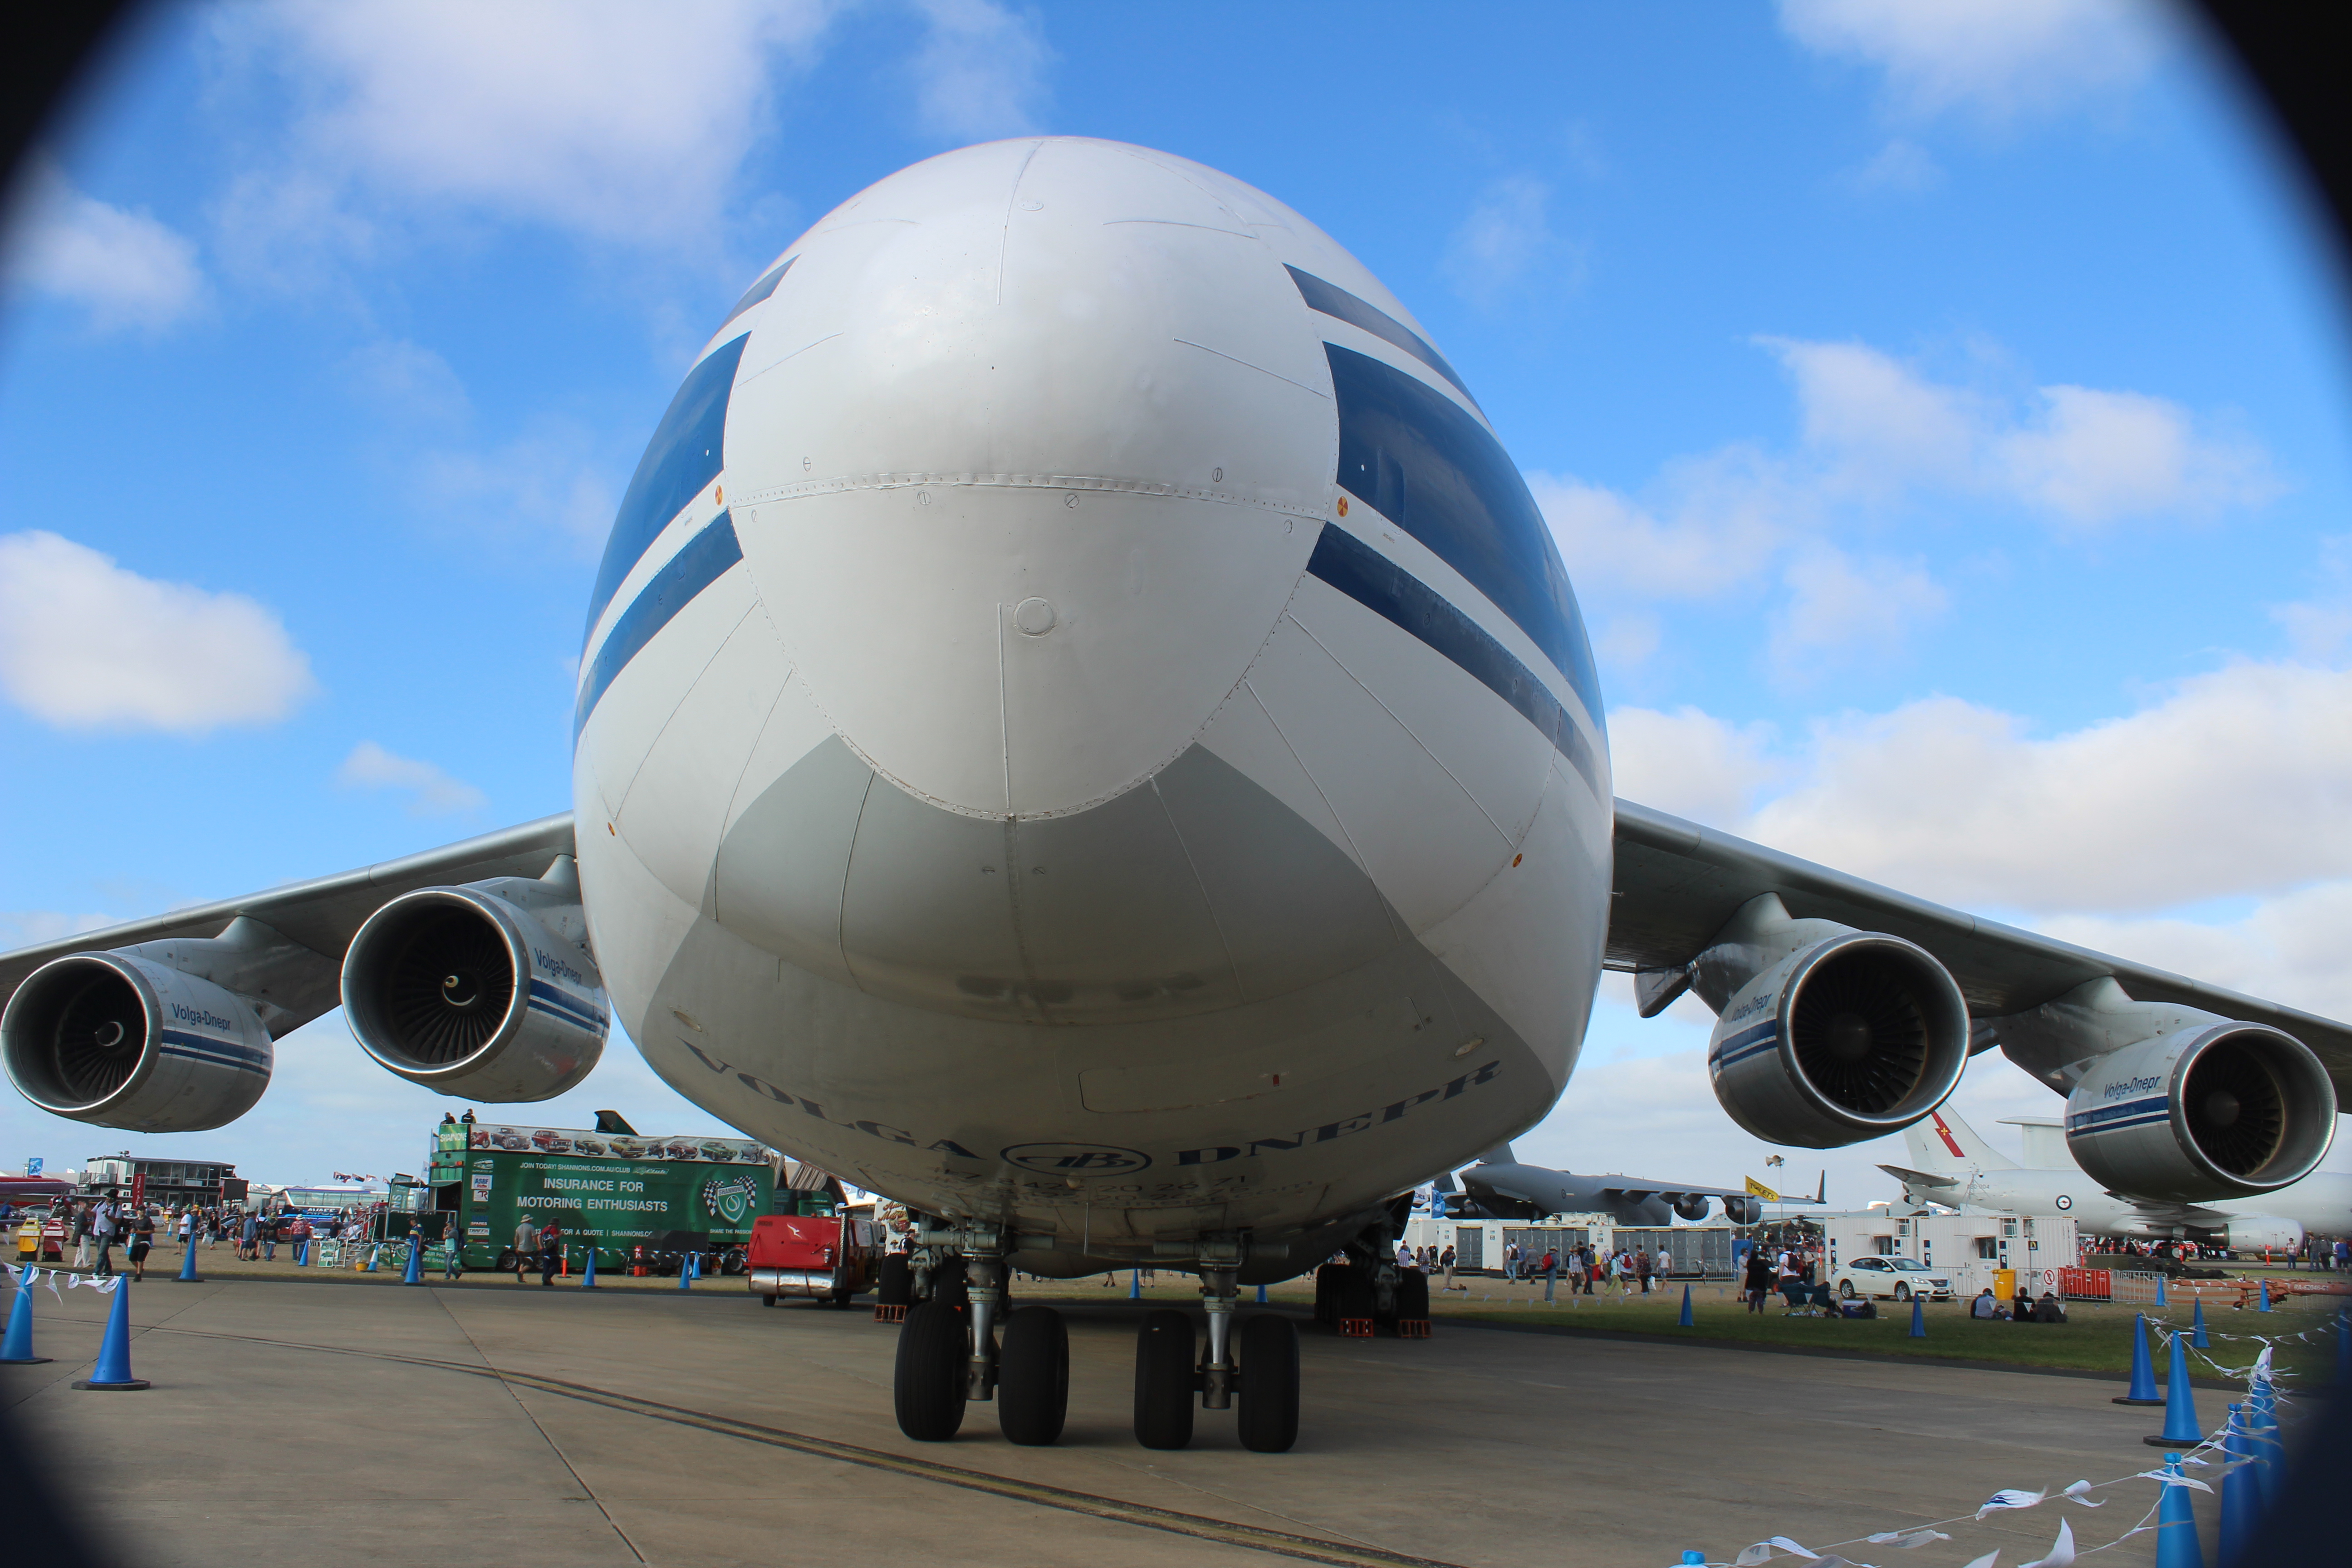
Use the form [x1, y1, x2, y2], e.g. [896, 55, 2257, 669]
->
[5, 1192, 389, 1277]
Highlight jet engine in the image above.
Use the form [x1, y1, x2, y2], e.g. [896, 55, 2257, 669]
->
[341, 882, 607, 1101]
[1721, 1195, 1764, 1225]
[2223, 1214, 2305, 1253]
[1694, 896, 1970, 1150]
[2065, 1024, 2335, 1203]
[1672, 1194, 1711, 1221]
[1, 952, 271, 1131]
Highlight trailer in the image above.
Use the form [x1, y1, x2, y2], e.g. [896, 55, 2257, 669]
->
[1818, 1209, 2079, 1302]
[423, 1118, 778, 1274]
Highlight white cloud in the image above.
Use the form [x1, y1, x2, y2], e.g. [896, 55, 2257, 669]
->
[0, 531, 317, 734]
[1767, 545, 1948, 682]
[1621, 661, 2352, 914]
[1993, 384, 2276, 525]
[1530, 448, 1804, 601]
[2042, 882, 2352, 1033]
[909, 0, 1053, 141]
[345, 338, 471, 425]
[1847, 138, 1942, 193]
[1762, 337, 1982, 495]
[219, 0, 840, 250]
[414, 423, 619, 557]
[4, 167, 204, 331]
[2272, 536, 2352, 662]
[1441, 176, 1570, 307]
[1608, 706, 1781, 825]
[1778, 0, 2170, 121]
[0, 911, 120, 950]
[336, 740, 488, 816]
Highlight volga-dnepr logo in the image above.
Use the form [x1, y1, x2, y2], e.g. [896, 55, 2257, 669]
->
[1001, 1143, 1152, 1175]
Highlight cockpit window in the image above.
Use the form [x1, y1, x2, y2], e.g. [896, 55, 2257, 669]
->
[1288, 265, 1476, 407]
[1326, 343, 1602, 729]
[716, 255, 795, 334]
[584, 332, 752, 645]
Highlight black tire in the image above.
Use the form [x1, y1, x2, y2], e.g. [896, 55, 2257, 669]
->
[931, 1255, 970, 1311]
[999, 1306, 1069, 1446]
[1894, 1284, 1911, 1303]
[1133, 1309, 1196, 1450]
[762, 1293, 777, 1308]
[1333, 1269, 1377, 1330]
[1838, 1280, 1856, 1300]
[1395, 1267, 1430, 1326]
[1313, 1263, 1339, 1325]
[877, 1253, 913, 1307]
[1236, 1313, 1300, 1453]
[893, 1300, 968, 1442]
[492, 1247, 515, 1273]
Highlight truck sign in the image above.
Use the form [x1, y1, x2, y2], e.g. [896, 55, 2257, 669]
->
[431, 1122, 776, 1269]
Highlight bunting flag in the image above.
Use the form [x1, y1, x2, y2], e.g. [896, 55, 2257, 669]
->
[2019, 1518, 2075, 1568]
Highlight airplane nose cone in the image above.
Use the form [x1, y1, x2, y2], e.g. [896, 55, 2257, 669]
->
[720, 137, 1335, 816]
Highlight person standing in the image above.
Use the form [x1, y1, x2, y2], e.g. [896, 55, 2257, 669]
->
[512, 1218, 538, 1284]
[538, 1220, 563, 1287]
[1741, 1246, 1772, 1313]
[1503, 1240, 1519, 1282]
[441, 1218, 465, 1282]
[1635, 1247, 1652, 1295]
[72, 1201, 93, 1269]
[1541, 1247, 1558, 1303]
[129, 1208, 156, 1281]
[92, 1200, 117, 1276]
[1439, 1244, 1457, 1293]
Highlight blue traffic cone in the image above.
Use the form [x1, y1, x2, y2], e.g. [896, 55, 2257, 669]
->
[678, 1252, 694, 1290]
[73, 1279, 148, 1391]
[2155, 1274, 2168, 1306]
[2153, 1453, 2203, 1568]
[582, 1245, 598, 1289]
[1679, 1285, 1694, 1327]
[175, 1233, 201, 1283]
[2257, 1279, 2271, 1312]
[2191, 1298, 2210, 1348]
[364, 1244, 377, 1272]
[2248, 1377, 2283, 1498]
[1129, 1269, 1141, 1299]
[295, 1238, 308, 1267]
[2147, 1331, 2202, 1446]
[401, 1235, 422, 1285]
[2116, 1313, 2163, 1405]
[1, 1277, 49, 1364]
[2216, 1405, 2261, 1559]
[1909, 1294, 1926, 1338]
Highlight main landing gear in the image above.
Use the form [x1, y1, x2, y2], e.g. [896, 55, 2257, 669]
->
[887, 1224, 1301, 1452]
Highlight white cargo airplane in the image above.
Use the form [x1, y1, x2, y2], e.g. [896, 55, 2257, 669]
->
[1883, 1107, 2350, 1253]
[5, 139, 2347, 1454]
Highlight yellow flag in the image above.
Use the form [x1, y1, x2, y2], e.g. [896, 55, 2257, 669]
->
[1744, 1176, 1781, 1201]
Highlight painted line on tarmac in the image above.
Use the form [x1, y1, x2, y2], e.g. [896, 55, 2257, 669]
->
[148, 1325, 1459, 1568]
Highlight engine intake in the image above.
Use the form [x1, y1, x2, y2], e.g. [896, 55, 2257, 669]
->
[2066, 1024, 2334, 1203]
[1, 953, 272, 1131]
[342, 887, 607, 1101]
[1707, 932, 1970, 1149]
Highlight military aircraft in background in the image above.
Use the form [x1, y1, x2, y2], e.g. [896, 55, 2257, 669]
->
[1438, 1146, 1820, 1227]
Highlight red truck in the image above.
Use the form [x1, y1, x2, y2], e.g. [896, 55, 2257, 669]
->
[748, 1213, 880, 1307]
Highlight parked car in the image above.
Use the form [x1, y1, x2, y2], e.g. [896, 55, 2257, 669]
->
[1832, 1255, 1952, 1302]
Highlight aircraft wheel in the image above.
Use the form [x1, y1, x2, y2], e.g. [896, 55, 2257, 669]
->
[1133, 1309, 1196, 1450]
[998, 1305, 1069, 1446]
[1237, 1314, 1300, 1453]
[1838, 1281, 1856, 1300]
[762, 1293, 777, 1308]
[893, 1299, 968, 1442]
[1893, 1284, 1911, 1303]
[1395, 1267, 1430, 1329]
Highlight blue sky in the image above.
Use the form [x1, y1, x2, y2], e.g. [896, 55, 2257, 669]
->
[3, 2, 2348, 1203]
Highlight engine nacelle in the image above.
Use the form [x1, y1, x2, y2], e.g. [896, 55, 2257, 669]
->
[1721, 1195, 1764, 1225]
[1707, 931, 1970, 1149]
[1672, 1194, 1711, 1221]
[1, 952, 272, 1131]
[342, 886, 607, 1101]
[2066, 1025, 2335, 1203]
[2224, 1214, 2305, 1254]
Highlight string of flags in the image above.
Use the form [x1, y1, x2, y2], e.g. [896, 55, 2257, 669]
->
[1676, 1339, 2302, 1568]
[5, 1261, 121, 1298]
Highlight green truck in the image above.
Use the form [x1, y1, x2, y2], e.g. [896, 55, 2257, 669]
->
[423, 1118, 776, 1274]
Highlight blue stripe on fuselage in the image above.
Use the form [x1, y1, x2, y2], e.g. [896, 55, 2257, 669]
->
[573, 513, 744, 740]
[1306, 524, 1603, 799]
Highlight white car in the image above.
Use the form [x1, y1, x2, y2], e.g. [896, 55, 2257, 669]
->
[1833, 1256, 1953, 1302]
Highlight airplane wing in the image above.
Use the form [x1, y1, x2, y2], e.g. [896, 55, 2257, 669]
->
[1609, 798, 2352, 1093]
[1876, 1165, 1960, 1190]
[1588, 1176, 1758, 1202]
[0, 814, 577, 1038]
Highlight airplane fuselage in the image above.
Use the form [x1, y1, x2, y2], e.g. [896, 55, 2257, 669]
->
[566, 139, 1612, 1274]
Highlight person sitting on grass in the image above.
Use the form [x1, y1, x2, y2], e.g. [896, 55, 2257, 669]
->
[2033, 1290, 2067, 1323]
[2012, 1288, 2035, 1323]
[1971, 1287, 2002, 1318]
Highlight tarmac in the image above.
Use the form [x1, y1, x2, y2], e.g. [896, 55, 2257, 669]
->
[3, 1268, 2231, 1567]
